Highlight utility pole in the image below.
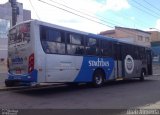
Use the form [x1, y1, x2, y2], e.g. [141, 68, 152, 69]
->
[9, 0, 18, 26]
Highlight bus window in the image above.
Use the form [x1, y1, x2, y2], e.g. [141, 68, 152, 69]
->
[47, 29, 61, 42]
[134, 46, 139, 59]
[139, 47, 145, 59]
[101, 40, 113, 57]
[86, 38, 98, 55]
[40, 26, 65, 54]
[67, 33, 84, 55]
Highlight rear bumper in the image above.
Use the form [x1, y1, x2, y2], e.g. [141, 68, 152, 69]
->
[6, 69, 38, 84]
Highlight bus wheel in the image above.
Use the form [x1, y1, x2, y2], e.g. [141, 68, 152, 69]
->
[92, 70, 104, 87]
[140, 70, 145, 81]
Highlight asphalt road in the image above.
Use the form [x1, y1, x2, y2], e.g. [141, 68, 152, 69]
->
[0, 75, 160, 109]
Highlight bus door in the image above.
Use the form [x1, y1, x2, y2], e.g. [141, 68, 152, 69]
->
[115, 43, 123, 78]
[146, 49, 152, 75]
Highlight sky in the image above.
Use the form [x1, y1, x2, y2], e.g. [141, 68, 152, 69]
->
[0, 0, 160, 33]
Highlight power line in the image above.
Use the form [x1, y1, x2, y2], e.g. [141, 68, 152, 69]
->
[29, 0, 41, 20]
[49, 0, 150, 30]
[88, 0, 158, 29]
[132, 0, 160, 17]
[55, 0, 154, 28]
[38, 0, 147, 37]
[38, 0, 114, 28]
[143, 0, 160, 13]
[52, 0, 136, 28]
[48, 0, 121, 27]
[131, 0, 160, 18]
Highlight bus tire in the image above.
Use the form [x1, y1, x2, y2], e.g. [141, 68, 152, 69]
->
[140, 69, 145, 81]
[92, 70, 104, 87]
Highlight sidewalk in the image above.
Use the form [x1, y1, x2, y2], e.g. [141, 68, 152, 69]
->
[139, 101, 160, 109]
[152, 63, 160, 76]
[0, 72, 7, 90]
[138, 64, 160, 109]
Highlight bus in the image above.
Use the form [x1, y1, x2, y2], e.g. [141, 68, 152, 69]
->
[5, 20, 152, 87]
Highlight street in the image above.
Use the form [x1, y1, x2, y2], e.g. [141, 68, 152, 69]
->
[0, 75, 160, 109]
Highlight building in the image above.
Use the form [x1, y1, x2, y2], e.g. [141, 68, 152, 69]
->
[148, 31, 160, 63]
[0, 2, 31, 73]
[148, 31, 160, 42]
[100, 26, 151, 47]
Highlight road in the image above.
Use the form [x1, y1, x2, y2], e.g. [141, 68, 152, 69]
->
[0, 75, 160, 109]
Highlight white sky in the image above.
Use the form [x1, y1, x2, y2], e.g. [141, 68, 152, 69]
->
[156, 19, 160, 30]
[0, 0, 160, 33]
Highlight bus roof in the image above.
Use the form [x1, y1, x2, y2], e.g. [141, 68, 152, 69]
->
[10, 20, 151, 49]
[34, 20, 118, 42]
[88, 33, 118, 42]
[35, 20, 89, 35]
[117, 38, 151, 48]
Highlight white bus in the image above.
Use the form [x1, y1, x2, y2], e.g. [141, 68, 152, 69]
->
[5, 20, 152, 87]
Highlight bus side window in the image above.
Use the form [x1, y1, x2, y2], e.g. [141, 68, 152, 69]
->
[40, 26, 65, 54]
[138, 47, 145, 59]
[101, 40, 113, 57]
[67, 33, 84, 55]
[86, 38, 98, 56]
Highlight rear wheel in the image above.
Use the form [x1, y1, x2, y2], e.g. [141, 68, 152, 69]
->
[140, 69, 145, 81]
[92, 70, 104, 87]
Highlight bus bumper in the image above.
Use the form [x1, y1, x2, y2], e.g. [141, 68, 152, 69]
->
[5, 70, 38, 87]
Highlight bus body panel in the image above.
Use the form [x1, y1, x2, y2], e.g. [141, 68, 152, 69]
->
[6, 20, 152, 86]
[74, 57, 115, 82]
[45, 55, 115, 82]
[124, 60, 142, 78]
[45, 55, 82, 82]
[33, 21, 46, 83]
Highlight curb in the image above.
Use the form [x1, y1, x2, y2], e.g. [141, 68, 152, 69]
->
[138, 102, 160, 109]
[153, 74, 160, 76]
[0, 86, 31, 91]
[0, 83, 66, 91]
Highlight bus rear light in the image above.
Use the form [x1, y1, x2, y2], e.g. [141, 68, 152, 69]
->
[28, 53, 34, 73]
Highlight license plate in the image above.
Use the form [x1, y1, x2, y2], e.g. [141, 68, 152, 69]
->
[16, 70, 21, 74]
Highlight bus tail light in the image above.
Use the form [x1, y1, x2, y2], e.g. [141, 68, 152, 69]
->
[28, 53, 34, 73]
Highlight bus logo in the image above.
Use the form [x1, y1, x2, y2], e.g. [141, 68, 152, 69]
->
[12, 57, 23, 64]
[89, 58, 109, 67]
[125, 55, 134, 74]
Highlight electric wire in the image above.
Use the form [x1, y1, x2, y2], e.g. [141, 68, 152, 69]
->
[38, 0, 149, 37]
[38, 0, 114, 28]
[49, 0, 150, 29]
[143, 0, 160, 13]
[29, 0, 41, 20]
[131, 0, 160, 18]
[48, 0, 120, 27]
[132, 0, 160, 17]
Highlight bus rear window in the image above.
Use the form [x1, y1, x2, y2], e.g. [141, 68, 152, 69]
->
[9, 23, 30, 45]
